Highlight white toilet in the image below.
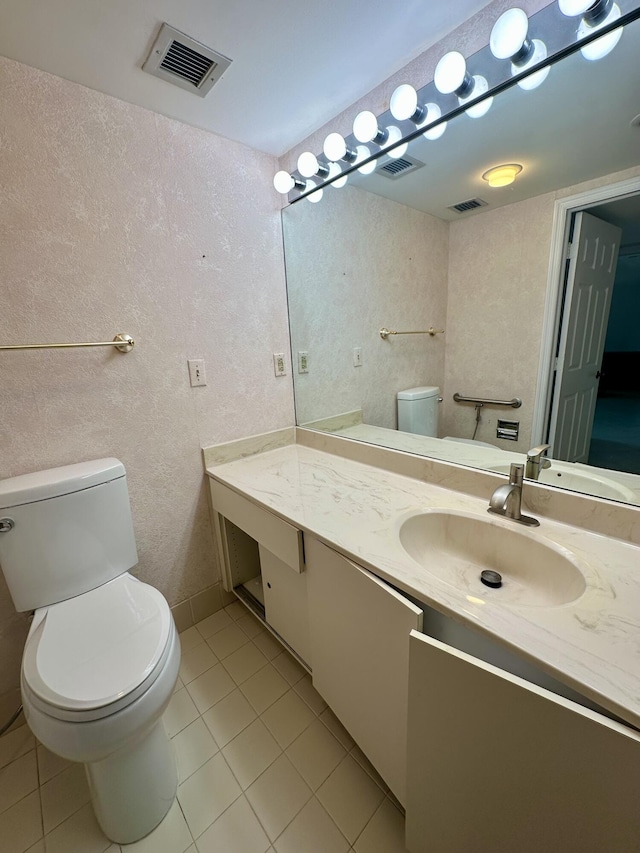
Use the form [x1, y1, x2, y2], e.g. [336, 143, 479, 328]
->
[0, 459, 180, 844]
[397, 386, 497, 448]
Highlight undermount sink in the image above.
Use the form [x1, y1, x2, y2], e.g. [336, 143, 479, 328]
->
[489, 463, 635, 503]
[399, 510, 587, 607]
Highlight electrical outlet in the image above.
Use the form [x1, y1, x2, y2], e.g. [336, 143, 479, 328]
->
[273, 352, 287, 377]
[187, 359, 206, 387]
[298, 351, 309, 374]
[353, 347, 363, 367]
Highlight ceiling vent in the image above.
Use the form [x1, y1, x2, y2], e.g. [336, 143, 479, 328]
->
[143, 23, 232, 97]
[378, 155, 425, 180]
[447, 198, 489, 214]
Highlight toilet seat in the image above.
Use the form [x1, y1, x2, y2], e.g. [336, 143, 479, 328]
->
[22, 574, 172, 722]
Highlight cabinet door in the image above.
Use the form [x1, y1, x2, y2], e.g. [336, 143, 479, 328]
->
[406, 630, 640, 853]
[306, 536, 422, 805]
[259, 545, 311, 667]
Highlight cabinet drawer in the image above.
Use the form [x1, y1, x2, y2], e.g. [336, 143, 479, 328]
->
[209, 479, 304, 573]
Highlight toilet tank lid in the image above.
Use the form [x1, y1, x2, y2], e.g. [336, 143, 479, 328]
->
[0, 458, 125, 509]
[397, 386, 440, 401]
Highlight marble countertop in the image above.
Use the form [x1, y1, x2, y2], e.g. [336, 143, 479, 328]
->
[206, 443, 640, 729]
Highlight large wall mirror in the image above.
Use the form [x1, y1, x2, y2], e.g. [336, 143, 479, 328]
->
[283, 8, 640, 506]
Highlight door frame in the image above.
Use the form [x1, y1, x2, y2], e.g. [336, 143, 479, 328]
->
[531, 174, 640, 447]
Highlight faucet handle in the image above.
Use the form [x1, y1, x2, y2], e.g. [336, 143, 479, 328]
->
[527, 444, 550, 461]
[509, 462, 524, 486]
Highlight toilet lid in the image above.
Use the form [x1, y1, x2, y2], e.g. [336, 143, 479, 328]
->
[23, 574, 171, 713]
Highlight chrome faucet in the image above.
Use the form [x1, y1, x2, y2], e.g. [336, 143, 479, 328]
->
[488, 462, 540, 527]
[525, 444, 552, 480]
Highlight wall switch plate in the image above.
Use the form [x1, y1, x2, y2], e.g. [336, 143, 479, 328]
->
[298, 351, 309, 374]
[353, 346, 363, 367]
[273, 352, 287, 376]
[187, 359, 206, 387]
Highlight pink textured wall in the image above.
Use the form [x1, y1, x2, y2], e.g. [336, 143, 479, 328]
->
[0, 57, 294, 713]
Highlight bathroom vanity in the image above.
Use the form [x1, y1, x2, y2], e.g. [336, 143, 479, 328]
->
[205, 435, 640, 852]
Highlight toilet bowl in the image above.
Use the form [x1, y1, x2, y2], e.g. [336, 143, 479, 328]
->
[0, 460, 180, 844]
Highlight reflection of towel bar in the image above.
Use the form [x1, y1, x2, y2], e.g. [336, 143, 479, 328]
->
[453, 393, 522, 408]
[379, 327, 444, 339]
[0, 334, 135, 353]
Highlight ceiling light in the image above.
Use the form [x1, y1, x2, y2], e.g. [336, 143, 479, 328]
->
[297, 152, 329, 178]
[482, 163, 523, 187]
[353, 111, 388, 144]
[434, 51, 492, 118]
[273, 171, 305, 194]
[558, 0, 623, 60]
[389, 84, 425, 123]
[490, 9, 550, 90]
[323, 132, 357, 163]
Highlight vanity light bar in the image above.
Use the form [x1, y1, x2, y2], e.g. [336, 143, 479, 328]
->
[273, 0, 640, 204]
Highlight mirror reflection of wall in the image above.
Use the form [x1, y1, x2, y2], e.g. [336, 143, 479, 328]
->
[283, 14, 640, 505]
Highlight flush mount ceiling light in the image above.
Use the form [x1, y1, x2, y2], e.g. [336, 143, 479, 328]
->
[490, 8, 550, 90]
[482, 163, 523, 187]
[558, 0, 623, 59]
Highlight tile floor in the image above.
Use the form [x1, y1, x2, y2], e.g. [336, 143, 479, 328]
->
[0, 601, 408, 852]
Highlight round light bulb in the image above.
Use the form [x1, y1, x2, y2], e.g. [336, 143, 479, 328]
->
[419, 103, 447, 140]
[323, 132, 347, 162]
[578, 3, 622, 60]
[356, 145, 376, 175]
[459, 75, 493, 118]
[390, 84, 418, 122]
[297, 151, 320, 178]
[327, 162, 348, 188]
[434, 51, 467, 94]
[273, 171, 294, 194]
[383, 126, 408, 159]
[516, 39, 550, 90]
[490, 8, 529, 59]
[353, 111, 379, 143]
[558, 0, 596, 15]
[305, 180, 323, 203]
[482, 163, 522, 187]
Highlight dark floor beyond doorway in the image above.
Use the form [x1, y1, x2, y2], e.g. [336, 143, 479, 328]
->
[588, 392, 640, 474]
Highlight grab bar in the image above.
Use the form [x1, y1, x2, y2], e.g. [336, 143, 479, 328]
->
[453, 393, 522, 408]
[379, 327, 444, 339]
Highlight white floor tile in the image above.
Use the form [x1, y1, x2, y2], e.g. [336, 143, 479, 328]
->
[260, 690, 315, 749]
[121, 799, 193, 853]
[179, 643, 218, 685]
[223, 643, 269, 685]
[240, 664, 289, 715]
[271, 652, 306, 686]
[206, 623, 250, 660]
[353, 797, 408, 853]
[0, 726, 35, 771]
[293, 675, 328, 715]
[273, 797, 350, 853]
[286, 719, 346, 791]
[195, 795, 270, 853]
[26, 841, 45, 853]
[177, 753, 241, 839]
[164, 688, 200, 738]
[201, 689, 257, 748]
[40, 762, 91, 834]
[224, 602, 247, 622]
[0, 751, 38, 815]
[317, 754, 385, 844]
[245, 754, 312, 842]
[43, 802, 111, 853]
[179, 626, 204, 653]
[172, 718, 219, 783]
[0, 790, 42, 853]
[236, 613, 266, 640]
[186, 663, 236, 714]
[174, 676, 184, 694]
[195, 610, 233, 639]
[252, 631, 283, 661]
[37, 744, 72, 785]
[222, 720, 281, 790]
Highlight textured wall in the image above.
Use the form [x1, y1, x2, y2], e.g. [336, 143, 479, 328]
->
[0, 57, 294, 712]
[285, 186, 448, 428]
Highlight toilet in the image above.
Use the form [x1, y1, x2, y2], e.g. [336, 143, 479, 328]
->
[0, 459, 180, 844]
[397, 386, 497, 448]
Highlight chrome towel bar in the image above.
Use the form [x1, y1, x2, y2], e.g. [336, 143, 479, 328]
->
[0, 334, 135, 353]
[453, 393, 522, 408]
[379, 327, 445, 339]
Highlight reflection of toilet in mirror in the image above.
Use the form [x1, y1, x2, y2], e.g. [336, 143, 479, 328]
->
[0, 459, 180, 844]
[397, 386, 497, 448]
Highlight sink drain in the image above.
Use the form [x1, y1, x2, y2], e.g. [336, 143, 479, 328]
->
[480, 570, 502, 588]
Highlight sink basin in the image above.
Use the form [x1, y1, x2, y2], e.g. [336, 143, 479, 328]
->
[399, 510, 586, 607]
[489, 463, 635, 503]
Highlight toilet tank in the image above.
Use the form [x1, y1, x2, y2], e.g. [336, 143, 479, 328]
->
[0, 459, 138, 612]
[397, 386, 440, 436]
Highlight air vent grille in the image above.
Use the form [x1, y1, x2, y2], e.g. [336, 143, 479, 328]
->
[447, 198, 489, 213]
[378, 155, 425, 180]
[143, 23, 232, 98]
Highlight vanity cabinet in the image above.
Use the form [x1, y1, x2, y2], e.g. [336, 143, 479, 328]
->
[406, 631, 640, 853]
[305, 536, 422, 805]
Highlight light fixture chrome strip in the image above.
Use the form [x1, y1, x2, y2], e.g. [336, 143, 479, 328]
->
[275, 0, 640, 204]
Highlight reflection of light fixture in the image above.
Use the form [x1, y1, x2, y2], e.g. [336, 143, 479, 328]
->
[482, 163, 523, 187]
[327, 162, 348, 188]
[490, 8, 550, 90]
[356, 145, 377, 175]
[382, 126, 408, 159]
[558, 0, 623, 60]
[304, 180, 323, 203]
[420, 103, 447, 140]
[434, 51, 493, 118]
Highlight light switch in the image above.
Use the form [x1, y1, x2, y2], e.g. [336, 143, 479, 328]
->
[353, 347, 363, 367]
[187, 359, 206, 387]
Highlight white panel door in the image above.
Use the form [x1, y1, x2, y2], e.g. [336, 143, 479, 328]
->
[549, 211, 621, 462]
[306, 536, 422, 805]
[259, 545, 311, 667]
[406, 630, 640, 853]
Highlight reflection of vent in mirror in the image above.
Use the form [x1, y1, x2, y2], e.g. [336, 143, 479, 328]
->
[143, 23, 232, 97]
[447, 198, 489, 214]
[378, 156, 425, 180]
